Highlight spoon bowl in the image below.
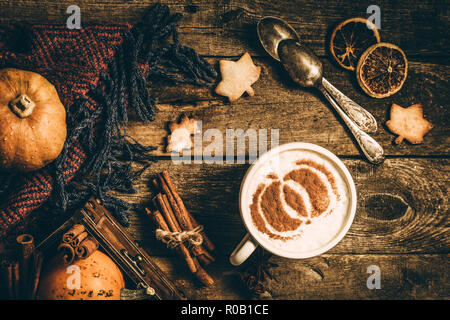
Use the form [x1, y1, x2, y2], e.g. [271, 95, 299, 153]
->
[257, 16, 300, 61]
[278, 39, 322, 87]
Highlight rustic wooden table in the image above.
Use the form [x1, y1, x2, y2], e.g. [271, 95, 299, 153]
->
[1, 1, 448, 299]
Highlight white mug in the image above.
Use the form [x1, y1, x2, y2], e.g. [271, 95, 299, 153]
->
[229, 142, 357, 266]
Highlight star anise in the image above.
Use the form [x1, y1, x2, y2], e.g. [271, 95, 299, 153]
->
[238, 248, 278, 299]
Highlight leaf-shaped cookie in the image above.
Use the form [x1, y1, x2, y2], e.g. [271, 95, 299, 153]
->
[166, 114, 201, 153]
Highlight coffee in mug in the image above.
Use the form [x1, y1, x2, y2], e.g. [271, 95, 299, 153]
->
[230, 143, 356, 265]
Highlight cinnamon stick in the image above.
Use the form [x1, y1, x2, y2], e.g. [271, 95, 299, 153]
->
[148, 202, 197, 274]
[192, 258, 215, 287]
[57, 243, 76, 265]
[156, 173, 215, 265]
[62, 224, 85, 243]
[191, 245, 215, 264]
[148, 206, 214, 286]
[30, 252, 43, 300]
[154, 194, 181, 235]
[16, 234, 35, 299]
[157, 172, 215, 264]
[146, 208, 170, 231]
[152, 178, 160, 190]
[157, 176, 215, 265]
[158, 194, 214, 286]
[71, 231, 88, 247]
[157, 173, 191, 230]
[159, 171, 215, 252]
[187, 213, 215, 252]
[75, 236, 99, 259]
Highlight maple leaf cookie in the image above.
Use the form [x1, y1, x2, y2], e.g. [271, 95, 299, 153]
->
[166, 114, 201, 153]
[386, 103, 433, 144]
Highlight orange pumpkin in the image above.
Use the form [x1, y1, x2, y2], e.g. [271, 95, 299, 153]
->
[0, 68, 66, 172]
[38, 250, 125, 300]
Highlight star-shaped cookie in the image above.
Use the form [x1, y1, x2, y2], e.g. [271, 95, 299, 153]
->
[386, 103, 433, 144]
[215, 52, 261, 102]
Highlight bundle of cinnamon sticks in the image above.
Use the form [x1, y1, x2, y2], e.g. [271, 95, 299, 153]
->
[0, 234, 43, 299]
[146, 171, 215, 287]
[58, 224, 99, 265]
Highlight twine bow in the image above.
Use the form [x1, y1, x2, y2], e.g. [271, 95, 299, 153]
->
[155, 225, 204, 249]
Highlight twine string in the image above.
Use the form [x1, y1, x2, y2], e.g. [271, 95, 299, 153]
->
[156, 225, 204, 249]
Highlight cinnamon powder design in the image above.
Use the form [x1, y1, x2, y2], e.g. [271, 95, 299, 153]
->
[260, 182, 302, 232]
[296, 159, 340, 200]
[284, 168, 329, 217]
[283, 185, 308, 217]
[249, 159, 341, 241]
[250, 184, 291, 241]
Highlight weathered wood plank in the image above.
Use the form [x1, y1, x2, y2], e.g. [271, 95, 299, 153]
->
[128, 58, 449, 157]
[151, 254, 450, 299]
[1, 1, 447, 157]
[116, 158, 449, 256]
[0, 0, 447, 60]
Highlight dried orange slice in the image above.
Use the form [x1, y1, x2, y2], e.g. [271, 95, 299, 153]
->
[330, 17, 380, 71]
[356, 42, 408, 98]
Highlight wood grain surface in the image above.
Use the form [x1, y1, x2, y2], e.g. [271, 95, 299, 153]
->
[131, 58, 449, 157]
[0, 0, 448, 300]
[151, 254, 450, 299]
[1, 0, 448, 60]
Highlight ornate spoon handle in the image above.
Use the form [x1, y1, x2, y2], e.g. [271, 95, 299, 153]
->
[318, 85, 385, 164]
[322, 77, 378, 133]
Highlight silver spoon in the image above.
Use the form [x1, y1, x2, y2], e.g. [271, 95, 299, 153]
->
[257, 16, 378, 134]
[278, 39, 384, 164]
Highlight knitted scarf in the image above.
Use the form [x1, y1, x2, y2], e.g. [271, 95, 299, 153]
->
[0, 3, 216, 239]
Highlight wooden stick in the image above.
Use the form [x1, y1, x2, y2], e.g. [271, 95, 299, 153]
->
[16, 234, 35, 299]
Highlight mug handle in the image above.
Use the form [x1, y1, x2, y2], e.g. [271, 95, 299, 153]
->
[229, 233, 259, 266]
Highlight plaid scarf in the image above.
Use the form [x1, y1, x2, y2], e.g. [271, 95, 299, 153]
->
[0, 3, 216, 240]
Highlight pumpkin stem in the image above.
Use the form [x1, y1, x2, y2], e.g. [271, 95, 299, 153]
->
[9, 94, 36, 118]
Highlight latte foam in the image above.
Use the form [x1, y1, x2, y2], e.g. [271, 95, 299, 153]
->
[246, 149, 350, 255]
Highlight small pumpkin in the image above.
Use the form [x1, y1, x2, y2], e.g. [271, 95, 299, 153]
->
[0, 68, 67, 172]
[38, 250, 125, 300]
